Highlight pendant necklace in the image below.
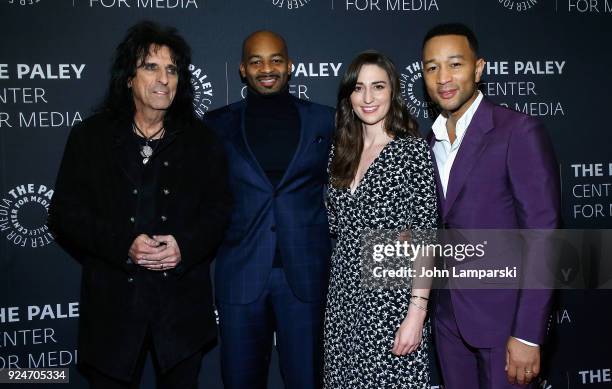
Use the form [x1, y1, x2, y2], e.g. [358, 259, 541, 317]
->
[132, 122, 165, 165]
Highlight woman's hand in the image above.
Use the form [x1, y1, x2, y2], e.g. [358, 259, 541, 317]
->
[391, 303, 427, 356]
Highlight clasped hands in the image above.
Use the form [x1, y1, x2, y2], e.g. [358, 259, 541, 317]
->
[128, 234, 182, 271]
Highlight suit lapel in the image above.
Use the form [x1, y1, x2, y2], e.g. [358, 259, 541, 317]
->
[443, 99, 495, 217]
[276, 97, 309, 189]
[229, 102, 273, 188]
[426, 131, 445, 218]
[228, 97, 319, 191]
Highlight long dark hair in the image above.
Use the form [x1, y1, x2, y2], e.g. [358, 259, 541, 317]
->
[97, 20, 196, 128]
[330, 50, 419, 188]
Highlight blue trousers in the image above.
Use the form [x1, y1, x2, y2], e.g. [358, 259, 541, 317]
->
[217, 268, 325, 389]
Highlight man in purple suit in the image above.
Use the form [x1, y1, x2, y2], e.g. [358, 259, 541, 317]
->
[422, 24, 561, 388]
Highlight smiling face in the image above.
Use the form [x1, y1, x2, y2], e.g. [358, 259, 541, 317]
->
[240, 31, 292, 95]
[422, 34, 485, 120]
[350, 64, 392, 131]
[128, 44, 178, 116]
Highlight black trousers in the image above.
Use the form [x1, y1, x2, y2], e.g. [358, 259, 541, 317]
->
[84, 331, 204, 389]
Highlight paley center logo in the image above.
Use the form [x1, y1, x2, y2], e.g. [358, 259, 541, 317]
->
[6, 0, 41, 5]
[269, 0, 311, 10]
[0, 184, 54, 248]
[578, 368, 612, 385]
[481, 59, 566, 117]
[400, 60, 435, 119]
[497, 0, 539, 12]
[86, 0, 198, 9]
[343, 0, 439, 12]
[290, 61, 343, 100]
[189, 64, 213, 118]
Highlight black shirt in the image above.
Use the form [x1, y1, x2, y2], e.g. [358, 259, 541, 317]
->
[245, 87, 300, 187]
[245, 87, 301, 267]
[128, 131, 164, 236]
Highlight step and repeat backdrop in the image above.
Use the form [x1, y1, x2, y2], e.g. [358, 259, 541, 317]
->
[1, 0, 612, 388]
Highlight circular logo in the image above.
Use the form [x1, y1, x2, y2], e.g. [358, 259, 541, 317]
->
[0, 184, 54, 248]
[400, 61, 435, 119]
[269, 0, 311, 10]
[189, 64, 213, 119]
[7, 0, 41, 5]
[497, 0, 539, 12]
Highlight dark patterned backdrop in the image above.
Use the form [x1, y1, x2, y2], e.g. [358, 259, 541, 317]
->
[1, 0, 611, 388]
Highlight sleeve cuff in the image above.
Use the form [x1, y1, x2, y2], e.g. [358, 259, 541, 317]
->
[513, 336, 539, 347]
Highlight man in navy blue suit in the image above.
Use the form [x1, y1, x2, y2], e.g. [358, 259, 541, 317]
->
[204, 30, 334, 389]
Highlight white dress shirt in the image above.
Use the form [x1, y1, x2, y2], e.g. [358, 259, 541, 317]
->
[431, 92, 538, 348]
[432, 91, 483, 197]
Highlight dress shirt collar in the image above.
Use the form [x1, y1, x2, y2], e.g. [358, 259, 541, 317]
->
[432, 91, 483, 143]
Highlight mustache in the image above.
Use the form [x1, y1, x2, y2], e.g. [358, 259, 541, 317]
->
[256, 74, 280, 80]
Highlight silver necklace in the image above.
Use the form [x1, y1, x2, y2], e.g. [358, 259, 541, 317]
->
[132, 122, 165, 165]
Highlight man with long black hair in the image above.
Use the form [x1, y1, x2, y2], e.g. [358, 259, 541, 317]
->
[49, 21, 231, 388]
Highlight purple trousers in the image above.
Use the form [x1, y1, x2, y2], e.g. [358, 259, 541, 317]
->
[434, 289, 532, 389]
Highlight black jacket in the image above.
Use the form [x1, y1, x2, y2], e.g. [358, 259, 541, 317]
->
[48, 112, 231, 380]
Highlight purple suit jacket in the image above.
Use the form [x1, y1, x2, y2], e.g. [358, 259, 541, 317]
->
[427, 97, 561, 348]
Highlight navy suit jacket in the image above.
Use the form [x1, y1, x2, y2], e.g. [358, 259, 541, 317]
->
[205, 96, 334, 304]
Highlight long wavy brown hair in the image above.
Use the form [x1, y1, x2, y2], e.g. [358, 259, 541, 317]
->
[330, 50, 419, 188]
